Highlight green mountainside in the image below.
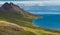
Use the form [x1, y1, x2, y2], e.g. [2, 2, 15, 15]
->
[0, 2, 60, 35]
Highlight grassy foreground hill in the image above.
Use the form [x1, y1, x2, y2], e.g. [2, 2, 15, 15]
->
[0, 2, 60, 35]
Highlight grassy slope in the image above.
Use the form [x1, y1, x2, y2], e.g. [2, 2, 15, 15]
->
[0, 21, 25, 35]
[0, 21, 36, 35]
[0, 13, 60, 35]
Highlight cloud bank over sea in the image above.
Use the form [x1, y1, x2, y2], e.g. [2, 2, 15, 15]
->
[0, 1, 60, 6]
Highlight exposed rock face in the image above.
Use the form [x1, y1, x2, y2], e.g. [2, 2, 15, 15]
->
[1, 2, 13, 9]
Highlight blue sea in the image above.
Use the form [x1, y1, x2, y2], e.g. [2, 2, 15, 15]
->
[32, 14, 60, 30]
[21, 6, 60, 30]
[20, 6, 60, 30]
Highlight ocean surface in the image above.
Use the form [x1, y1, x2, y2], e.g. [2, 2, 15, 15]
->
[20, 6, 60, 30]
[32, 14, 60, 30]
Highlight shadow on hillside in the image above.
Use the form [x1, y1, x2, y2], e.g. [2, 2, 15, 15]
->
[25, 31, 36, 35]
[0, 31, 36, 35]
[0, 25, 36, 35]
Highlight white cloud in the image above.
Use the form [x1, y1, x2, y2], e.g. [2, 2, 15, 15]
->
[0, 1, 60, 6]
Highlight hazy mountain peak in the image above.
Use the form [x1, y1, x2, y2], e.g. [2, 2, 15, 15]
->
[1, 2, 17, 9]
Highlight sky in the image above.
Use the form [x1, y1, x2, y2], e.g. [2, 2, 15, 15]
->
[0, 0, 60, 6]
[0, 0, 60, 1]
[0, 0, 50, 1]
[0, 1, 60, 6]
